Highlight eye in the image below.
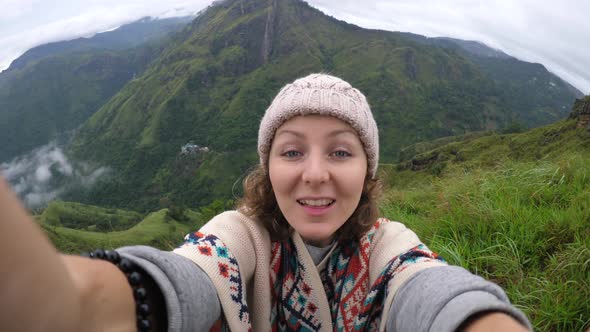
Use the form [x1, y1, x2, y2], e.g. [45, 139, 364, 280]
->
[282, 150, 302, 158]
[332, 150, 352, 158]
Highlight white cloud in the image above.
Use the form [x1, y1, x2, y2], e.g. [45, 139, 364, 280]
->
[0, 142, 110, 208]
[308, 0, 590, 94]
[34, 164, 52, 183]
[0, 0, 212, 70]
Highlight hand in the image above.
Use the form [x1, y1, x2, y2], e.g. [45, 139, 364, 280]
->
[462, 312, 529, 332]
[0, 175, 136, 331]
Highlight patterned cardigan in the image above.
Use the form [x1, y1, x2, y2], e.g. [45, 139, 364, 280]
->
[173, 211, 446, 331]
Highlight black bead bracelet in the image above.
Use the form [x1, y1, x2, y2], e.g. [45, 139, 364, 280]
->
[82, 249, 152, 332]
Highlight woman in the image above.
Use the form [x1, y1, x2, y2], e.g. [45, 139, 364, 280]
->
[0, 73, 531, 331]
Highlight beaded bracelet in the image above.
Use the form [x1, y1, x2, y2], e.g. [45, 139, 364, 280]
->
[82, 249, 152, 332]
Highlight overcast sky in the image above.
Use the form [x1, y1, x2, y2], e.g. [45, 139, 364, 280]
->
[1, 0, 589, 94]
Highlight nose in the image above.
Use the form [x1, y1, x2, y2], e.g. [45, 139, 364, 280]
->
[301, 153, 330, 185]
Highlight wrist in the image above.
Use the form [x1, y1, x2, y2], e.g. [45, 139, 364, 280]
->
[63, 255, 136, 332]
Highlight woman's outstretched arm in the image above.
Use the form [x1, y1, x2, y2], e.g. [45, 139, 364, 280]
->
[0, 176, 136, 331]
[387, 265, 532, 331]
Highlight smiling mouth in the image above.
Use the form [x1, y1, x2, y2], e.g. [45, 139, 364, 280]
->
[297, 199, 335, 207]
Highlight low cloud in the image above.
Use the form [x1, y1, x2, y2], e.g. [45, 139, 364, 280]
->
[0, 0, 212, 70]
[0, 142, 109, 209]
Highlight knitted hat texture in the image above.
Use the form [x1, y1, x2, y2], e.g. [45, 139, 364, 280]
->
[258, 73, 379, 178]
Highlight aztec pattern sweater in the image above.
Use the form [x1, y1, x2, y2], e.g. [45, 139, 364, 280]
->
[173, 211, 447, 331]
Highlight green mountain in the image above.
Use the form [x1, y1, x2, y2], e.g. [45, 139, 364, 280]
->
[67, 0, 581, 210]
[403, 35, 583, 126]
[5, 17, 194, 72]
[0, 16, 193, 162]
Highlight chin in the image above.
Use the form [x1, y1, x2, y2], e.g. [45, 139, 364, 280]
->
[300, 232, 334, 247]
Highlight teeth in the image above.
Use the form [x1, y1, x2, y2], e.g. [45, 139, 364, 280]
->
[299, 199, 334, 206]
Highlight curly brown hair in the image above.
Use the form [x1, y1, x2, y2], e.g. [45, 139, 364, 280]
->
[236, 164, 381, 242]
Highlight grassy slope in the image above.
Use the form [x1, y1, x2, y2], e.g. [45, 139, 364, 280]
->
[40, 200, 144, 231]
[37, 198, 231, 253]
[381, 119, 590, 331]
[39, 208, 193, 253]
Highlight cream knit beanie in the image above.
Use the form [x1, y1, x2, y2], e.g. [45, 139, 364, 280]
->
[258, 73, 379, 178]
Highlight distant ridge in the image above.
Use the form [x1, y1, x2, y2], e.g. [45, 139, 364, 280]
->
[0, 16, 193, 162]
[4, 16, 195, 72]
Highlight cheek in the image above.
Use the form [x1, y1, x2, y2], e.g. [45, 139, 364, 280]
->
[340, 165, 367, 199]
[346, 178, 365, 202]
[268, 158, 280, 188]
[268, 162, 293, 197]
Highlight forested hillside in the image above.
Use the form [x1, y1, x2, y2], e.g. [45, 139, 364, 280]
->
[403, 34, 584, 126]
[0, 16, 193, 162]
[64, 0, 581, 210]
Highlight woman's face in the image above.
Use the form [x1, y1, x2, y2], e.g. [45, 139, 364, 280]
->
[268, 115, 367, 247]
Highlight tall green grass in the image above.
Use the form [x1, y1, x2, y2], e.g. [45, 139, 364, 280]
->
[381, 154, 590, 331]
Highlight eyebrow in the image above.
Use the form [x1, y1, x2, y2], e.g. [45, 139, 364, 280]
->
[275, 129, 304, 138]
[275, 129, 357, 138]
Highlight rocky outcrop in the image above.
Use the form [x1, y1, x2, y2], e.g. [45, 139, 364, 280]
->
[569, 96, 590, 129]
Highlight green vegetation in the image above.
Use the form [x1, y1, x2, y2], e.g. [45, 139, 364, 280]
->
[40, 209, 190, 253]
[380, 119, 590, 331]
[40, 200, 144, 232]
[405, 35, 583, 127]
[39, 198, 234, 253]
[67, 0, 580, 211]
[469, 57, 580, 126]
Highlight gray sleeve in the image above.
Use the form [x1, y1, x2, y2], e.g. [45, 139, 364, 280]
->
[117, 245, 221, 332]
[386, 265, 532, 332]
